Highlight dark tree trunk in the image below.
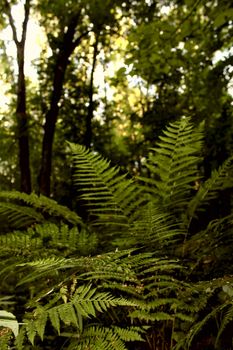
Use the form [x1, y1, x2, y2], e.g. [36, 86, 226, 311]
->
[84, 31, 100, 148]
[17, 43, 31, 193]
[5, 0, 31, 193]
[38, 52, 70, 197]
[38, 14, 89, 196]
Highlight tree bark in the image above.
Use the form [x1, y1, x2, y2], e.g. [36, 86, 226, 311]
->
[84, 31, 100, 148]
[39, 13, 89, 196]
[5, 0, 31, 193]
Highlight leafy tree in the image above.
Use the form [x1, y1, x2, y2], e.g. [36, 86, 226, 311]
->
[115, 0, 233, 173]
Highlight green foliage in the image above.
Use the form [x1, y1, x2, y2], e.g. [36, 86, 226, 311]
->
[66, 325, 145, 350]
[70, 143, 144, 248]
[0, 118, 233, 349]
[0, 0, 231, 347]
[0, 191, 82, 226]
[187, 156, 233, 223]
[139, 117, 203, 214]
[20, 284, 135, 346]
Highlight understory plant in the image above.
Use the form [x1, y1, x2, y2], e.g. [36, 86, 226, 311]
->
[0, 117, 233, 349]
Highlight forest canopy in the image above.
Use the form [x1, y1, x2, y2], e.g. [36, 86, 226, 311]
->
[0, 0, 233, 349]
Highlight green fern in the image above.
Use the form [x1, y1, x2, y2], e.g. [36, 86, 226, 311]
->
[172, 277, 233, 349]
[139, 118, 203, 214]
[130, 201, 185, 249]
[14, 246, 188, 348]
[0, 202, 43, 228]
[215, 302, 233, 347]
[66, 325, 146, 350]
[187, 156, 233, 225]
[0, 117, 232, 350]
[0, 191, 83, 227]
[69, 143, 144, 241]
[67, 327, 126, 350]
[182, 213, 233, 271]
[22, 284, 135, 345]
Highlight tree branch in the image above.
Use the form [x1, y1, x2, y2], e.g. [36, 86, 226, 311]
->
[21, 0, 30, 45]
[4, 0, 31, 46]
[71, 29, 91, 51]
[4, 0, 19, 45]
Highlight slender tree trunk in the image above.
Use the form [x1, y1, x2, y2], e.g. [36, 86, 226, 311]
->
[39, 13, 89, 196]
[17, 42, 31, 193]
[84, 31, 100, 148]
[5, 0, 31, 193]
[38, 53, 69, 197]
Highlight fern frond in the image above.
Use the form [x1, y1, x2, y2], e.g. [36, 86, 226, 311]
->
[179, 213, 233, 275]
[113, 326, 145, 342]
[129, 309, 174, 322]
[139, 118, 203, 214]
[185, 305, 222, 349]
[0, 296, 15, 306]
[69, 143, 144, 236]
[174, 278, 233, 349]
[187, 156, 233, 224]
[215, 302, 233, 346]
[0, 191, 83, 226]
[68, 326, 128, 350]
[67, 326, 145, 350]
[0, 222, 97, 259]
[0, 230, 42, 253]
[16, 256, 76, 286]
[130, 201, 185, 249]
[23, 284, 135, 344]
[17, 249, 135, 286]
[0, 202, 43, 228]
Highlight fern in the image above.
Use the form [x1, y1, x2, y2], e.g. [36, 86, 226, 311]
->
[182, 213, 233, 272]
[172, 277, 233, 349]
[215, 302, 233, 347]
[14, 245, 188, 348]
[0, 296, 15, 307]
[68, 327, 127, 350]
[0, 191, 83, 226]
[0, 117, 232, 349]
[139, 118, 203, 214]
[187, 156, 233, 225]
[130, 201, 185, 249]
[0, 202, 43, 228]
[22, 284, 135, 345]
[184, 306, 221, 349]
[62, 325, 146, 350]
[69, 143, 144, 243]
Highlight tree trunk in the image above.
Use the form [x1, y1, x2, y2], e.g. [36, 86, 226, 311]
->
[17, 42, 31, 193]
[39, 14, 89, 196]
[84, 31, 100, 148]
[5, 0, 31, 193]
